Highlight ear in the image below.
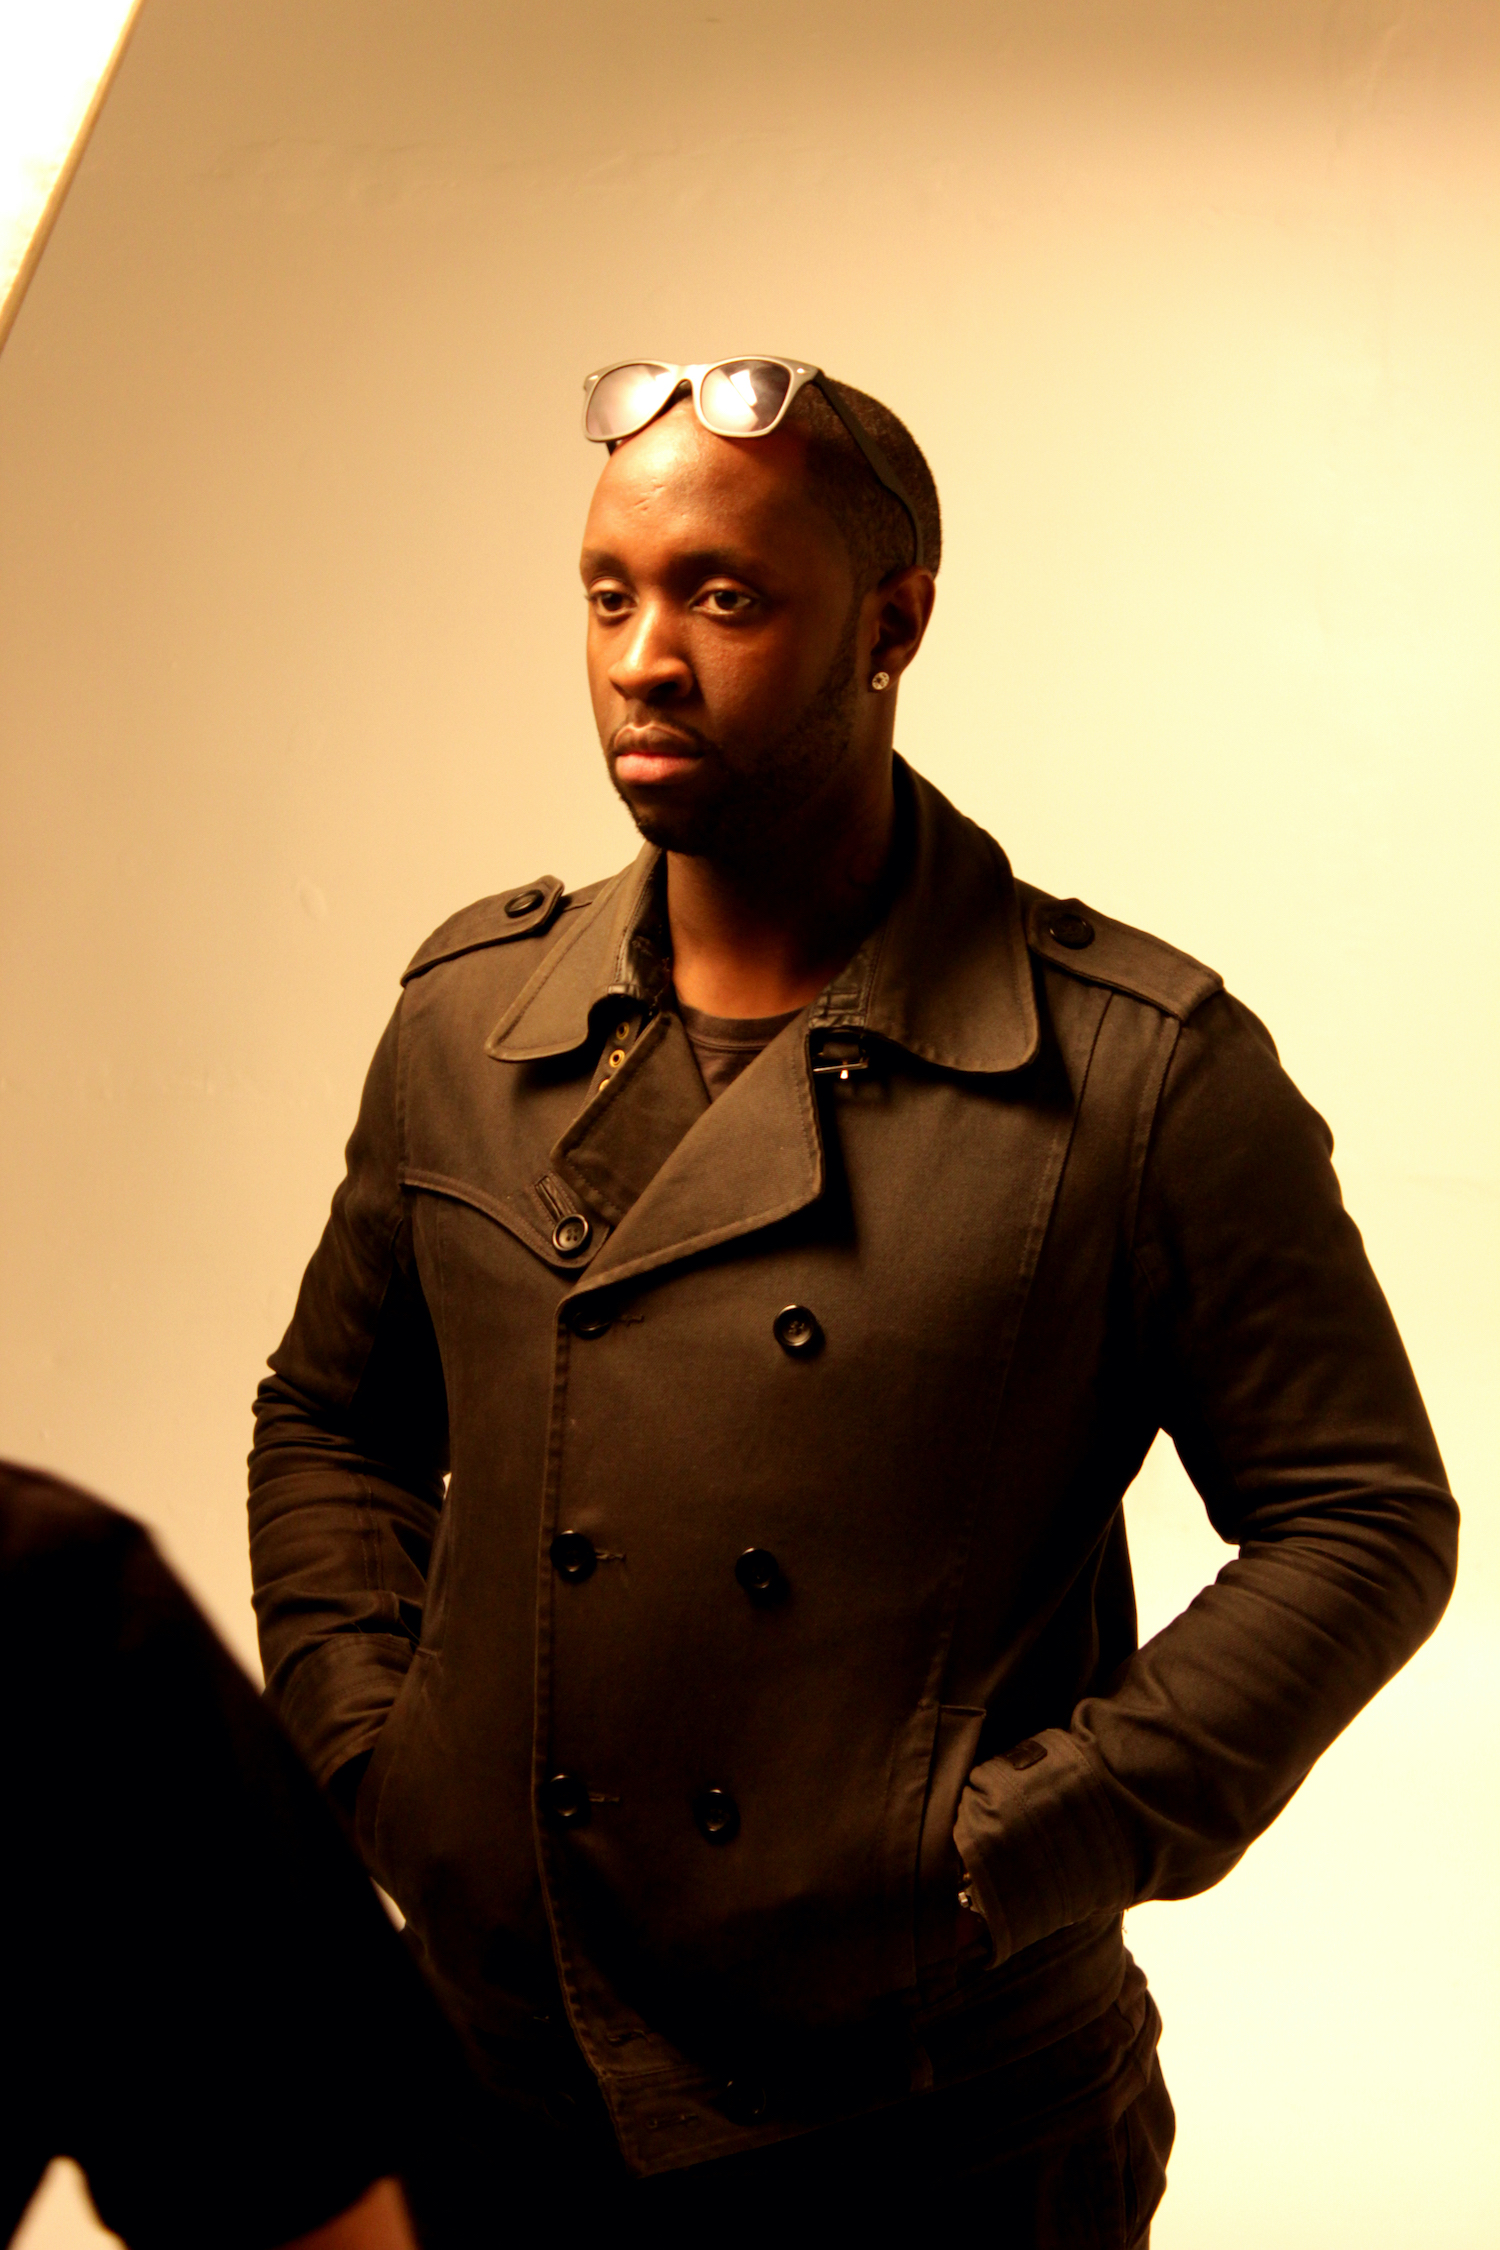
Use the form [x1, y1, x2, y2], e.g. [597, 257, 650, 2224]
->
[863, 566, 937, 688]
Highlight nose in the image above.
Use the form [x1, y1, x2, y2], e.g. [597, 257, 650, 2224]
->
[607, 599, 694, 706]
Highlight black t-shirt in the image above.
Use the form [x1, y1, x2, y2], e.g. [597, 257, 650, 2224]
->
[0, 1462, 460, 2250]
[675, 997, 802, 1102]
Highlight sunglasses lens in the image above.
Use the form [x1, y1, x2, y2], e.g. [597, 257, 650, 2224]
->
[585, 363, 678, 441]
[698, 359, 793, 435]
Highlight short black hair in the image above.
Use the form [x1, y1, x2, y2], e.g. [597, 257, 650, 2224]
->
[790, 379, 942, 589]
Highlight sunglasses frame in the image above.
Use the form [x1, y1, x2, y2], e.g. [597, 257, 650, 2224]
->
[581, 357, 926, 572]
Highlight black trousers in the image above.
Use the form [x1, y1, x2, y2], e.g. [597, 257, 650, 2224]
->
[408, 2036, 1174, 2249]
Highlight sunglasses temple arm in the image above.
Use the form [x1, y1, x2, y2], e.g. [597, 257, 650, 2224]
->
[811, 376, 926, 572]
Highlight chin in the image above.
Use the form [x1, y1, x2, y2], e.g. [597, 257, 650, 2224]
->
[613, 781, 722, 857]
[629, 810, 719, 856]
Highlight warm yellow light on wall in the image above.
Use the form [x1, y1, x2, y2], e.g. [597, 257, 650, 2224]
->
[0, 0, 146, 353]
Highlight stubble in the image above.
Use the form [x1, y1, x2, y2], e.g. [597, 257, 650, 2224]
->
[609, 605, 862, 866]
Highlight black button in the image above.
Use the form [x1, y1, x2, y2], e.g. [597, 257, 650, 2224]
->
[539, 1772, 591, 1828]
[567, 1298, 613, 1338]
[1005, 1738, 1048, 1771]
[692, 1786, 740, 1845]
[505, 887, 545, 919]
[552, 1214, 592, 1257]
[773, 1304, 823, 1357]
[551, 1531, 597, 1583]
[720, 2078, 768, 2124]
[735, 1548, 786, 1606]
[1045, 908, 1095, 950]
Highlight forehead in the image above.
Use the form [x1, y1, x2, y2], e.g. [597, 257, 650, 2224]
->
[581, 401, 839, 562]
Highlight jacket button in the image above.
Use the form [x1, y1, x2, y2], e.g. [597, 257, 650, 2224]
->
[735, 1548, 786, 1605]
[1045, 907, 1095, 950]
[552, 1214, 592, 1257]
[692, 1786, 740, 1845]
[720, 2078, 768, 2124]
[551, 1530, 597, 1583]
[505, 887, 545, 919]
[540, 1772, 592, 1828]
[567, 1298, 613, 1338]
[773, 1305, 823, 1357]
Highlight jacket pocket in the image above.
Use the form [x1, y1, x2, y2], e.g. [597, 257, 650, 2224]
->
[353, 1647, 430, 1890]
[914, 1703, 987, 1973]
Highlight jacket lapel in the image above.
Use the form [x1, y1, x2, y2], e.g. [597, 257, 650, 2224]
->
[550, 1011, 710, 1229]
[575, 1015, 825, 1291]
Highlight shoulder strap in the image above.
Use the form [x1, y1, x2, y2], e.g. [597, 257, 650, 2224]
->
[401, 876, 569, 984]
[1017, 881, 1222, 1022]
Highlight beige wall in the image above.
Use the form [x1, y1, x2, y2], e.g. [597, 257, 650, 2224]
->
[3, 1, 1495, 2242]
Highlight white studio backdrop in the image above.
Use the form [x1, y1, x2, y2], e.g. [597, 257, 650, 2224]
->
[2, 3, 1495, 2243]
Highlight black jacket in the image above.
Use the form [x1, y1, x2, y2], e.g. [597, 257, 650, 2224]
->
[250, 762, 1456, 2176]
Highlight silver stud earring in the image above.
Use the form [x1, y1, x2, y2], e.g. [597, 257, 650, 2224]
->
[870, 670, 891, 691]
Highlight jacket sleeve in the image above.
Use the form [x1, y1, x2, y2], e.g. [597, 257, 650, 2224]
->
[248, 1002, 449, 1787]
[956, 989, 1459, 1963]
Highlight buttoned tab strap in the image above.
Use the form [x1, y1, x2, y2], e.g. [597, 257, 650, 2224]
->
[810, 1030, 870, 1080]
[528, 1172, 599, 1263]
[1020, 885, 1222, 1021]
[400, 876, 568, 984]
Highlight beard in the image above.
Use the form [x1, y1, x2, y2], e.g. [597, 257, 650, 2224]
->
[607, 608, 862, 864]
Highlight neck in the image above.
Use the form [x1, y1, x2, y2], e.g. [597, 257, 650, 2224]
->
[665, 754, 899, 1018]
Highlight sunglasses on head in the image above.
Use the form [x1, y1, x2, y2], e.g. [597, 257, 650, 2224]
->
[581, 357, 926, 571]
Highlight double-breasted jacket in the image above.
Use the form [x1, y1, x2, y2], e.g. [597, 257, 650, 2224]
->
[250, 763, 1455, 2175]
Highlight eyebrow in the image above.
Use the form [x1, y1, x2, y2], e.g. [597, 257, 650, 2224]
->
[579, 545, 770, 583]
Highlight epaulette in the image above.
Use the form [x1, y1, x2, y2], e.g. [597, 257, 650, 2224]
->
[401, 876, 596, 985]
[1018, 882, 1222, 1022]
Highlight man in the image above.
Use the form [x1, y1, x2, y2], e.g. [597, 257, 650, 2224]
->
[249, 358, 1456, 2242]
[0, 1459, 469, 2250]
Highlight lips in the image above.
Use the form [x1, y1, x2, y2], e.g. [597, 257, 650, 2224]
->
[610, 726, 704, 785]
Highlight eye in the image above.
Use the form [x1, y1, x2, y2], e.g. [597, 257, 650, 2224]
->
[587, 585, 633, 617]
[694, 585, 758, 616]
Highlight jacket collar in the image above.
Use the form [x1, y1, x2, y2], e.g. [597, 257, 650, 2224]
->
[487, 758, 1038, 1077]
[486, 846, 668, 1062]
[808, 759, 1038, 1073]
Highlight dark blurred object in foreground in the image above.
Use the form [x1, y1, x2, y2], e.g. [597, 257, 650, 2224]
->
[0, 1460, 482, 2249]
